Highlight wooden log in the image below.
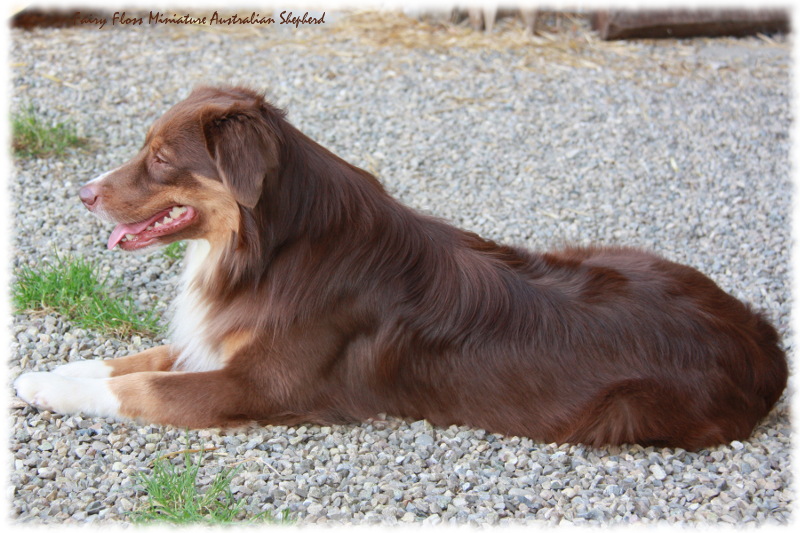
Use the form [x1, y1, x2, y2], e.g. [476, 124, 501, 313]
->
[11, 8, 111, 29]
[591, 9, 790, 40]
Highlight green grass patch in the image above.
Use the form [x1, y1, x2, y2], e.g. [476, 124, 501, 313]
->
[12, 106, 89, 158]
[162, 241, 187, 262]
[131, 447, 290, 525]
[13, 253, 161, 336]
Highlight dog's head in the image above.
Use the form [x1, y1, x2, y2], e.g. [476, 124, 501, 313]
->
[80, 86, 282, 251]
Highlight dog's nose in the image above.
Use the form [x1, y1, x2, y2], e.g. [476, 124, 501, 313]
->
[79, 184, 98, 208]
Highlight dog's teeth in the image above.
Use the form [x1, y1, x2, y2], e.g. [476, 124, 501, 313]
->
[146, 225, 154, 231]
[168, 206, 188, 219]
[125, 234, 135, 240]
[154, 221, 163, 228]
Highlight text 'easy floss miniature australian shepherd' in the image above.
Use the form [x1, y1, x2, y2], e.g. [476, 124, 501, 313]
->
[15, 85, 787, 450]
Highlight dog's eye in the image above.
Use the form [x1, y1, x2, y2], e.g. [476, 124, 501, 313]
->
[153, 153, 168, 165]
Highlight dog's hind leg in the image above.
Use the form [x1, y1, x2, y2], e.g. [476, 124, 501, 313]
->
[560, 378, 728, 450]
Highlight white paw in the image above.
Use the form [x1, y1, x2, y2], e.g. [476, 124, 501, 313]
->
[14, 372, 60, 411]
[53, 359, 113, 379]
[14, 371, 120, 418]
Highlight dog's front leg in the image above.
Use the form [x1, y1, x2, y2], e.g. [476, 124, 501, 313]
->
[15, 368, 256, 427]
[40, 345, 178, 379]
[15, 345, 180, 421]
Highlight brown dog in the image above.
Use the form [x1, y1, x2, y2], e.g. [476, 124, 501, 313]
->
[15, 85, 787, 450]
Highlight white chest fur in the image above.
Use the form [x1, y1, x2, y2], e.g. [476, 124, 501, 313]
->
[171, 240, 224, 372]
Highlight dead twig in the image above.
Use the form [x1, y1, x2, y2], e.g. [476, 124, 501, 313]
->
[149, 445, 219, 466]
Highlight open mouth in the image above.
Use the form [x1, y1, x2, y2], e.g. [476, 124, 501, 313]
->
[108, 205, 197, 251]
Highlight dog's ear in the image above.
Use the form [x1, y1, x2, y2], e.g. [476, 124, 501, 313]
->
[201, 103, 280, 209]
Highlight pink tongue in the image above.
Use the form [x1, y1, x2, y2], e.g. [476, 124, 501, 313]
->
[108, 219, 155, 250]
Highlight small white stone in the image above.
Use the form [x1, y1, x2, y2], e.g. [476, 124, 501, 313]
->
[650, 464, 667, 481]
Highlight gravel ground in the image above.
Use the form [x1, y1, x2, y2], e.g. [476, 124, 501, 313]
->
[7, 11, 792, 525]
